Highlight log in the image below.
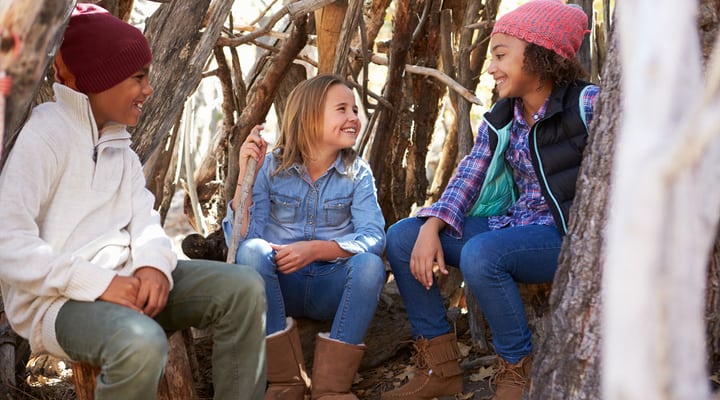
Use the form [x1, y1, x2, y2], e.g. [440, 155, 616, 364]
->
[71, 331, 197, 400]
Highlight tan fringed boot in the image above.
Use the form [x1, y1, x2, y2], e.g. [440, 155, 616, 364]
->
[265, 318, 311, 400]
[489, 355, 533, 400]
[310, 333, 365, 399]
[381, 333, 463, 400]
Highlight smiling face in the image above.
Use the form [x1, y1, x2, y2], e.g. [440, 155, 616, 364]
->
[488, 34, 542, 99]
[87, 64, 153, 130]
[319, 83, 360, 153]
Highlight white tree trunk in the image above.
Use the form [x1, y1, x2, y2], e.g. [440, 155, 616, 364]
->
[604, 1, 720, 399]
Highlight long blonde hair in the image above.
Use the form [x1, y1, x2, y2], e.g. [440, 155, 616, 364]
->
[272, 74, 357, 176]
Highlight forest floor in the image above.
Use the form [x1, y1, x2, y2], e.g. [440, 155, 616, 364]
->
[15, 332, 496, 400]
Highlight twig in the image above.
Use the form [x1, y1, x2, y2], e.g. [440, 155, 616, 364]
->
[344, 78, 392, 109]
[249, 0, 281, 27]
[218, 7, 289, 47]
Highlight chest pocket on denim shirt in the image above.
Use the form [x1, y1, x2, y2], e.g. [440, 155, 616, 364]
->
[270, 193, 301, 224]
[323, 196, 352, 227]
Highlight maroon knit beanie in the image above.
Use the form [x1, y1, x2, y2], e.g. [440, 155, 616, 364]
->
[492, 0, 589, 59]
[54, 3, 152, 93]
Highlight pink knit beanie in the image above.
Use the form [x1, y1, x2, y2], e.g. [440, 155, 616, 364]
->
[54, 3, 152, 93]
[492, 0, 589, 59]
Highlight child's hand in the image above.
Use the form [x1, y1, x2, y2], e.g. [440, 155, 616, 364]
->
[133, 267, 170, 317]
[99, 275, 142, 312]
[239, 125, 267, 179]
[269, 242, 314, 274]
[410, 221, 447, 290]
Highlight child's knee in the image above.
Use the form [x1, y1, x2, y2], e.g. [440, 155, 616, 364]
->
[386, 218, 413, 244]
[107, 321, 168, 373]
[212, 265, 266, 316]
[236, 238, 274, 270]
[386, 218, 421, 257]
[459, 238, 501, 275]
[349, 253, 386, 291]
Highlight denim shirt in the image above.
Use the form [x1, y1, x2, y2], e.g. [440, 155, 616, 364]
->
[223, 151, 386, 257]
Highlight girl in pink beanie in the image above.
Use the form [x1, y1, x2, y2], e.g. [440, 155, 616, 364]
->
[383, 1, 599, 400]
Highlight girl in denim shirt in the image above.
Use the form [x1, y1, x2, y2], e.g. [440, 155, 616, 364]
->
[223, 74, 386, 400]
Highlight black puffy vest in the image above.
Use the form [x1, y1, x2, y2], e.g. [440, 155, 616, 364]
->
[484, 81, 592, 235]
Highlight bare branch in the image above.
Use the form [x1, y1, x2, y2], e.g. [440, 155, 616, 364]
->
[218, 0, 336, 48]
[218, 7, 289, 47]
[370, 54, 483, 106]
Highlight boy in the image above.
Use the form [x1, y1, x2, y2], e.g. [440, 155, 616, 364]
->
[0, 4, 266, 399]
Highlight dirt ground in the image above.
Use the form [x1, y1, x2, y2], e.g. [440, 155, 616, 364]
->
[16, 327, 496, 400]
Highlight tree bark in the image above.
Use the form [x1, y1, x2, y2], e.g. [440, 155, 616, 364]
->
[529, 19, 620, 400]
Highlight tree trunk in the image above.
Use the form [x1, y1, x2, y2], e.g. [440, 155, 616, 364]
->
[603, 0, 720, 398]
[315, 0, 348, 73]
[707, 237, 720, 373]
[131, 0, 234, 176]
[367, 0, 416, 224]
[529, 18, 620, 400]
[698, 0, 720, 376]
[402, 0, 443, 212]
[1, 0, 72, 166]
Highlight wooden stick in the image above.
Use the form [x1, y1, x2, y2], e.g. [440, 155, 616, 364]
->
[226, 158, 256, 263]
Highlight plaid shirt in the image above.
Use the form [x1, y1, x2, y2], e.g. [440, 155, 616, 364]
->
[417, 84, 600, 238]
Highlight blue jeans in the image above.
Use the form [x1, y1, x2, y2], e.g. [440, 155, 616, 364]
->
[386, 217, 562, 364]
[236, 238, 385, 345]
[55, 259, 267, 400]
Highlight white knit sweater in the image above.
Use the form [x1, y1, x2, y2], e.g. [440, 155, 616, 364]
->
[0, 84, 177, 358]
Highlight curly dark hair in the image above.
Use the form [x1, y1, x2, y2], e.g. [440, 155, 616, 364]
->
[522, 43, 587, 87]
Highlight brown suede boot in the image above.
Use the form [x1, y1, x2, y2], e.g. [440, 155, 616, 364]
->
[310, 333, 365, 399]
[381, 333, 463, 400]
[490, 355, 533, 400]
[265, 318, 310, 400]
